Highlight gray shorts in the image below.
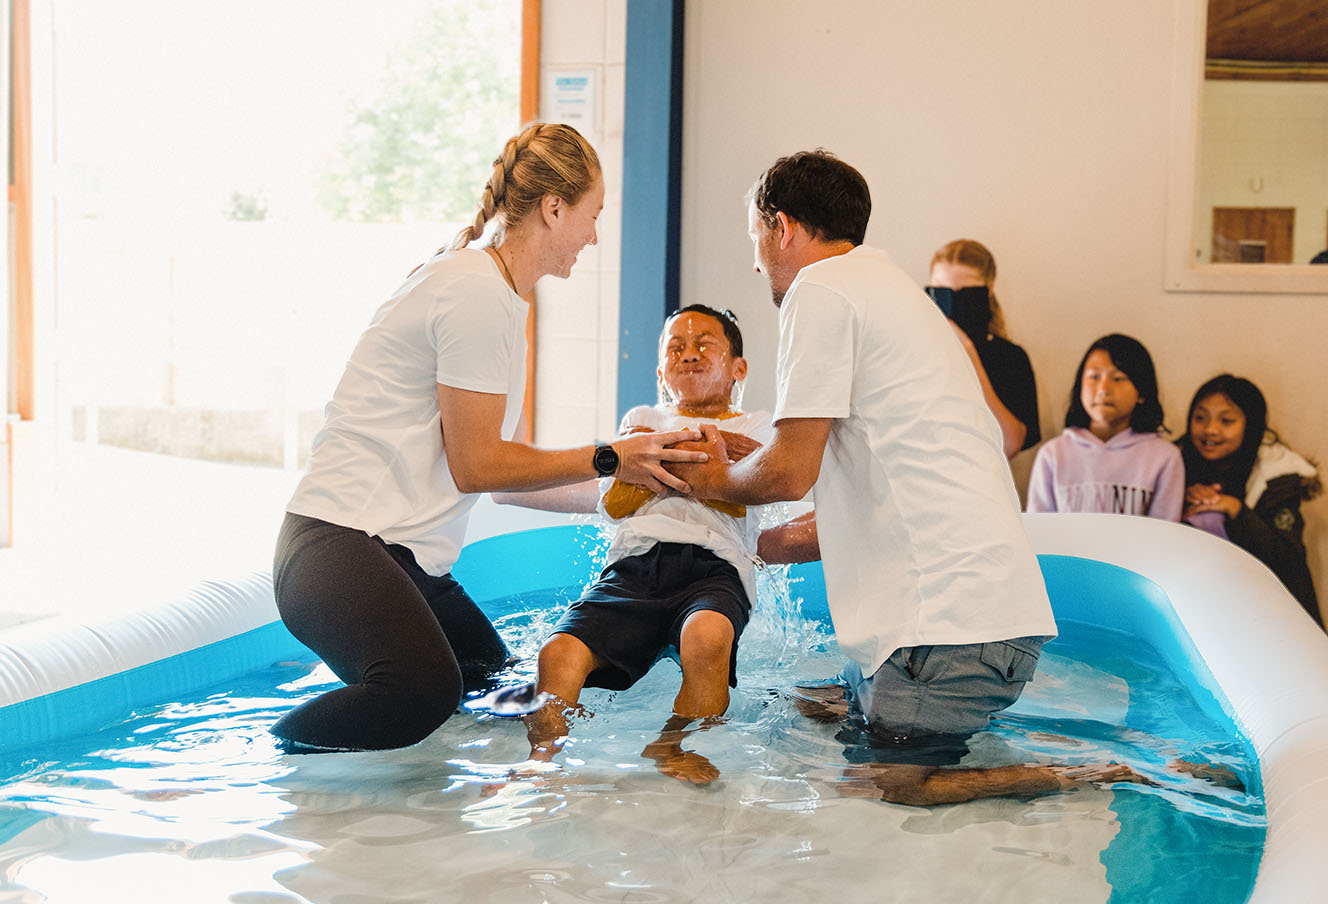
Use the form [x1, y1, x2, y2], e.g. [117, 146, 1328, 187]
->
[841, 636, 1048, 759]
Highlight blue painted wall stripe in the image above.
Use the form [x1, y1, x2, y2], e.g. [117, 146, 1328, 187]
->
[618, 0, 685, 416]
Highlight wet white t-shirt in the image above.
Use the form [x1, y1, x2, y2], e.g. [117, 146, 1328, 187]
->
[773, 245, 1056, 674]
[602, 406, 773, 605]
[287, 248, 527, 576]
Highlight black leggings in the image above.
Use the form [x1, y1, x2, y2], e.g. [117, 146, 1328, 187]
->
[271, 513, 509, 750]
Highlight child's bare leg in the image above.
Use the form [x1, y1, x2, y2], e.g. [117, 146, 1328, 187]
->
[643, 610, 734, 784]
[525, 633, 598, 761]
[674, 610, 734, 717]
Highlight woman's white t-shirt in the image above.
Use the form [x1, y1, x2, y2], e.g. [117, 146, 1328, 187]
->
[287, 248, 527, 576]
[773, 246, 1056, 675]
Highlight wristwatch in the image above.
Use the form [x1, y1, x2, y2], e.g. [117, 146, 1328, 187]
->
[592, 444, 620, 477]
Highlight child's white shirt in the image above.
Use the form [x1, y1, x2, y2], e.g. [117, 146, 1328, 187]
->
[601, 405, 774, 605]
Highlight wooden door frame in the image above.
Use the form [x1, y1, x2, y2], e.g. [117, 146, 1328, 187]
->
[6, 0, 30, 546]
[520, 0, 539, 443]
[10, 0, 32, 423]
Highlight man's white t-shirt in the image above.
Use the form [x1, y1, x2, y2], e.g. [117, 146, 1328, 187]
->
[773, 245, 1055, 675]
[603, 406, 773, 605]
[287, 248, 527, 576]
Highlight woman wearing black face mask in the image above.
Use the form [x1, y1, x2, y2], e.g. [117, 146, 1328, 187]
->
[926, 239, 1040, 460]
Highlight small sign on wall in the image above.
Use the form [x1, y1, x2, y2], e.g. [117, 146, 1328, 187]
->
[545, 69, 597, 132]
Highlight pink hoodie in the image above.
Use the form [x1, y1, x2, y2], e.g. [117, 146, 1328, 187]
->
[1027, 427, 1184, 519]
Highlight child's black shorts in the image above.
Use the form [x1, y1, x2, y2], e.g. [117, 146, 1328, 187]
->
[551, 542, 751, 690]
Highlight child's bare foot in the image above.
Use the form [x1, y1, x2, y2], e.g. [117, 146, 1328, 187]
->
[643, 741, 720, 784]
[791, 684, 850, 722]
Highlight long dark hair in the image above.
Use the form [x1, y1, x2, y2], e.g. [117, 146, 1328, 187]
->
[1177, 374, 1270, 495]
[1064, 334, 1165, 433]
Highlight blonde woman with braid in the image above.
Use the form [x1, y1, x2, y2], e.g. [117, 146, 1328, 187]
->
[274, 123, 706, 752]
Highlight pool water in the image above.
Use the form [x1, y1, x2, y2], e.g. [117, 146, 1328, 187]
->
[0, 567, 1264, 904]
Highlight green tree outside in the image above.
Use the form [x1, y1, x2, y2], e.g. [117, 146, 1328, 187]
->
[319, 0, 520, 224]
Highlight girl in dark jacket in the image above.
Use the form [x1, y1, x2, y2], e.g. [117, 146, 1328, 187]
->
[1179, 374, 1322, 626]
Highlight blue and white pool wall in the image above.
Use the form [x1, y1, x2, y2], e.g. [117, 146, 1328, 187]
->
[2, 504, 1328, 900]
[1023, 512, 1328, 903]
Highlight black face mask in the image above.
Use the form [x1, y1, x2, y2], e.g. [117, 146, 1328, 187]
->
[924, 285, 991, 345]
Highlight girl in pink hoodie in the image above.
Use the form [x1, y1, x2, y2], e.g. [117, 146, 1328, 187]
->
[1027, 334, 1183, 519]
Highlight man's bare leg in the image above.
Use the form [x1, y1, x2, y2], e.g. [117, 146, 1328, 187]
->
[788, 682, 1154, 805]
[524, 633, 600, 762]
[642, 610, 733, 784]
[839, 761, 1153, 806]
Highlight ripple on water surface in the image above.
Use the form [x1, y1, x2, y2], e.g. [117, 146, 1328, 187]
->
[0, 572, 1263, 904]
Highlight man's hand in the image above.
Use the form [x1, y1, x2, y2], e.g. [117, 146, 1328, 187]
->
[614, 428, 707, 494]
[608, 427, 746, 517]
[663, 424, 733, 498]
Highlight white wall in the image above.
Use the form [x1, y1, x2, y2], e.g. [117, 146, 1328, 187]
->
[533, 0, 627, 445]
[679, 0, 1328, 612]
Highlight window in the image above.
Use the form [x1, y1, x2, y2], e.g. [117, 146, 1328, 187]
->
[16, 0, 521, 549]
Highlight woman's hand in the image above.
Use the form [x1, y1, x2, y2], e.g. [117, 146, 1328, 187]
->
[613, 428, 707, 494]
[1183, 482, 1241, 520]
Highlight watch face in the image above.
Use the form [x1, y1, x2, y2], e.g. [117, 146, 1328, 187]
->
[594, 445, 619, 476]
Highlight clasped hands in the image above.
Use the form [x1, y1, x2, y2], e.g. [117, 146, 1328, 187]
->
[603, 424, 755, 519]
[1183, 482, 1241, 520]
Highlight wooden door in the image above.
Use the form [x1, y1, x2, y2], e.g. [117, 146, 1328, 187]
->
[1212, 207, 1295, 263]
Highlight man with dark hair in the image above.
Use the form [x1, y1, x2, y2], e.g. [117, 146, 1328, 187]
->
[672, 150, 1144, 804]
[748, 149, 872, 247]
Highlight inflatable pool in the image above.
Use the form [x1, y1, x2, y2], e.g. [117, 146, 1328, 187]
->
[0, 511, 1324, 901]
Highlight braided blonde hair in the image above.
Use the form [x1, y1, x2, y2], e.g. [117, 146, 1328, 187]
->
[448, 122, 601, 251]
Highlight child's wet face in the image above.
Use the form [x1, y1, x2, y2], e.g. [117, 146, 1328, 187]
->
[658, 312, 744, 412]
[1189, 393, 1246, 462]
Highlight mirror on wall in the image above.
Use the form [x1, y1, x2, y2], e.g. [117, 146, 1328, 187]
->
[1196, 0, 1328, 266]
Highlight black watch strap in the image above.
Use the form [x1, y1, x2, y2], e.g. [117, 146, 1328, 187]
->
[592, 444, 620, 477]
